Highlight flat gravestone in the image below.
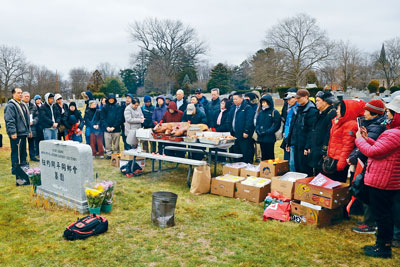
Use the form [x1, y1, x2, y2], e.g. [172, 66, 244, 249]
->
[37, 140, 93, 213]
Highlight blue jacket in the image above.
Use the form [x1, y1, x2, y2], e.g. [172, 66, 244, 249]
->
[229, 101, 255, 138]
[284, 103, 298, 138]
[255, 95, 281, 143]
[152, 95, 167, 124]
[142, 104, 155, 128]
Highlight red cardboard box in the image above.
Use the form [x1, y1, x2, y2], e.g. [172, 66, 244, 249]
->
[260, 160, 289, 178]
[290, 201, 343, 227]
[293, 178, 350, 209]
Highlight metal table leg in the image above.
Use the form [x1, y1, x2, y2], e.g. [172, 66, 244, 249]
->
[186, 165, 193, 188]
[214, 149, 218, 176]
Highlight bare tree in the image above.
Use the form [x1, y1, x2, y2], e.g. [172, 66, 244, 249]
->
[20, 64, 61, 96]
[128, 17, 206, 93]
[336, 40, 362, 90]
[96, 62, 117, 79]
[69, 67, 90, 98]
[375, 37, 400, 88]
[265, 13, 332, 87]
[0, 45, 27, 100]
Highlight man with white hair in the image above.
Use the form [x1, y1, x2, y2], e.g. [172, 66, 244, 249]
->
[22, 92, 39, 161]
[207, 88, 221, 128]
[174, 89, 188, 112]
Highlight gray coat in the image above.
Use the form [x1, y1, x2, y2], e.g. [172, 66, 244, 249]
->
[124, 105, 144, 146]
[4, 99, 31, 137]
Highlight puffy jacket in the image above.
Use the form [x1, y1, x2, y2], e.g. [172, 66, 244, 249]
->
[152, 95, 167, 124]
[124, 104, 144, 146]
[308, 105, 337, 168]
[255, 95, 281, 143]
[162, 101, 183, 123]
[4, 99, 31, 136]
[348, 115, 386, 165]
[142, 104, 155, 128]
[182, 107, 207, 124]
[207, 98, 221, 128]
[288, 100, 318, 148]
[328, 99, 365, 171]
[100, 95, 123, 133]
[229, 101, 255, 138]
[215, 109, 231, 132]
[355, 113, 400, 190]
[39, 93, 60, 129]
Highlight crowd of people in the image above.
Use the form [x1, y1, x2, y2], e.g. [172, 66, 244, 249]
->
[3, 86, 400, 258]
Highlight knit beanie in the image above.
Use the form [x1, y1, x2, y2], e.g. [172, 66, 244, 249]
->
[34, 95, 41, 101]
[144, 95, 152, 103]
[365, 99, 385, 115]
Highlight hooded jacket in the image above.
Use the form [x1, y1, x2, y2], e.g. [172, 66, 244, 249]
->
[255, 95, 281, 143]
[229, 100, 255, 138]
[207, 98, 221, 128]
[182, 107, 207, 124]
[308, 105, 337, 169]
[288, 100, 318, 149]
[162, 101, 183, 123]
[348, 115, 386, 165]
[39, 93, 60, 129]
[100, 93, 123, 133]
[124, 104, 144, 146]
[142, 103, 155, 128]
[152, 95, 168, 124]
[327, 99, 365, 171]
[355, 113, 400, 190]
[4, 98, 31, 137]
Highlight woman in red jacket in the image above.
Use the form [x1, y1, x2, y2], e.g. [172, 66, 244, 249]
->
[326, 99, 365, 182]
[355, 96, 400, 258]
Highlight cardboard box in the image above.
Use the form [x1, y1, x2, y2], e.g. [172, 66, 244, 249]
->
[120, 151, 145, 161]
[290, 201, 343, 227]
[211, 178, 239, 198]
[293, 178, 350, 209]
[271, 176, 300, 199]
[223, 165, 245, 176]
[260, 160, 289, 178]
[240, 168, 260, 178]
[111, 153, 120, 167]
[235, 183, 271, 203]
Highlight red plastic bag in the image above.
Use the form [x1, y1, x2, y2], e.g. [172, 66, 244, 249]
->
[268, 190, 291, 202]
[263, 202, 291, 222]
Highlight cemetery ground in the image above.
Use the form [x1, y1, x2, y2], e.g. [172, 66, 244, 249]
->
[0, 107, 399, 266]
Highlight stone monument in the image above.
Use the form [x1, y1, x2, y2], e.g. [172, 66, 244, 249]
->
[37, 140, 94, 213]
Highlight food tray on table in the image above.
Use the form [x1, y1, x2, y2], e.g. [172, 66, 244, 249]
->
[198, 137, 223, 145]
[183, 136, 199, 143]
[168, 136, 183, 142]
[152, 133, 167, 139]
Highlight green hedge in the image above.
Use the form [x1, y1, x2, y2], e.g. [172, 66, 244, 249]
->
[390, 86, 400, 94]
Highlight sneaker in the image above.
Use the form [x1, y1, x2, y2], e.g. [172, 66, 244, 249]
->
[392, 240, 400, 248]
[99, 156, 104, 159]
[364, 244, 392, 258]
[352, 224, 376, 234]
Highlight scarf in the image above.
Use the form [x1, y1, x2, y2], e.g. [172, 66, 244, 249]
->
[217, 109, 226, 125]
[65, 123, 81, 140]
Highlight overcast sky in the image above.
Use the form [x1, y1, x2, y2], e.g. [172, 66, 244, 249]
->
[1, 0, 399, 78]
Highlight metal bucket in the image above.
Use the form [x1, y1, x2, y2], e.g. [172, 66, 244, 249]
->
[151, 191, 178, 228]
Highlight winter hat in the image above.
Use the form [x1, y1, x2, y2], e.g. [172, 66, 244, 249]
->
[315, 91, 336, 105]
[34, 95, 41, 101]
[386, 95, 400, 114]
[195, 88, 203, 94]
[144, 95, 152, 103]
[166, 94, 173, 100]
[54, 93, 63, 101]
[89, 100, 96, 106]
[365, 99, 385, 115]
[69, 102, 77, 109]
[126, 93, 133, 100]
[296, 89, 310, 98]
[186, 104, 195, 115]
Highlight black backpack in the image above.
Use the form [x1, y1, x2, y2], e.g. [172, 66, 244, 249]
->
[63, 214, 108, 240]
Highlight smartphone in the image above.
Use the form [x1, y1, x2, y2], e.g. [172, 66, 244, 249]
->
[357, 117, 363, 129]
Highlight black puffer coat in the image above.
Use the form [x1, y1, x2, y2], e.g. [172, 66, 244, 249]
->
[288, 100, 318, 149]
[100, 94, 123, 133]
[255, 95, 281, 143]
[207, 98, 221, 128]
[308, 105, 337, 168]
[229, 101, 255, 138]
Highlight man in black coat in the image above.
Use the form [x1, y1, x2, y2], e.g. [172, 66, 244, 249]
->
[141, 95, 155, 152]
[195, 88, 209, 114]
[4, 88, 32, 176]
[229, 92, 255, 163]
[39, 93, 60, 140]
[22, 92, 39, 161]
[308, 91, 337, 175]
[174, 89, 188, 112]
[287, 89, 318, 176]
[54, 93, 69, 140]
[207, 88, 221, 129]
[101, 93, 123, 157]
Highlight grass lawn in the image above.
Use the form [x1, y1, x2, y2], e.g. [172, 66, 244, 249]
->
[0, 106, 399, 266]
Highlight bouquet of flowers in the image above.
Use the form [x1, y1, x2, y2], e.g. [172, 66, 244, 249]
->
[99, 181, 115, 205]
[85, 183, 105, 209]
[27, 167, 41, 190]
